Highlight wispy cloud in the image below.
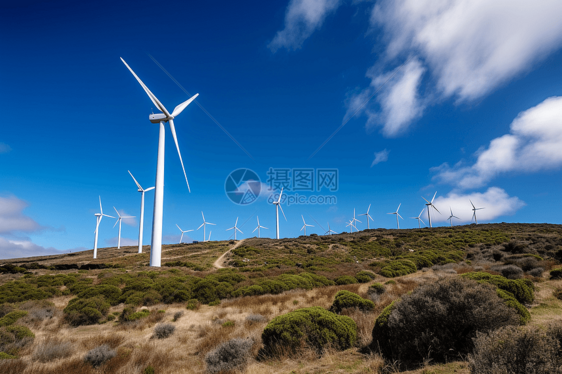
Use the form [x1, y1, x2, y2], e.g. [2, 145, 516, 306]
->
[269, 0, 342, 52]
[430, 187, 525, 223]
[371, 149, 389, 166]
[114, 209, 137, 227]
[433, 96, 562, 189]
[104, 237, 138, 247]
[0, 143, 11, 154]
[0, 237, 61, 260]
[0, 195, 43, 234]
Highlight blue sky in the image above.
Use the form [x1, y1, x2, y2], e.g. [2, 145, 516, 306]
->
[2, 0, 562, 259]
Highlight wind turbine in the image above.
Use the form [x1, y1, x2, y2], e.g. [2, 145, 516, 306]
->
[197, 212, 215, 242]
[113, 207, 135, 249]
[359, 204, 374, 229]
[325, 223, 337, 236]
[447, 207, 460, 227]
[411, 208, 426, 228]
[252, 216, 268, 238]
[387, 203, 403, 229]
[208, 231, 212, 241]
[226, 217, 243, 240]
[422, 192, 441, 228]
[176, 224, 193, 243]
[300, 215, 314, 236]
[345, 219, 356, 233]
[350, 209, 361, 232]
[273, 188, 287, 239]
[121, 58, 198, 267]
[470, 200, 484, 224]
[93, 197, 114, 259]
[128, 171, 154, 254]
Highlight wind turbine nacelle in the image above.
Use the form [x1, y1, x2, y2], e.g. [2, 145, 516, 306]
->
[149, 113, 169, 123]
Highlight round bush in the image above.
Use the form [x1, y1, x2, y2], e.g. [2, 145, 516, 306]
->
[153, 323, 175, 339]
[370, 277, 519, 363]
[380, 260, 417, 278]
[192, 280, 218, 304]
[528, 267, 544, 277]
[550, 267, 562, 280]
[329, 291, 375, 314]
[262, 307, 357, 355]
[84, 344, 116, 368]
[461, 272, 535, 304]
[205, 338, 253, 374]
[369, 283, 386, 295]
[335, 276, 357, 285]
[496, 289, 530, 325]
[77, 285, 121, 305]
[499, 265, 524, 279]
[63, 296, 110, 326]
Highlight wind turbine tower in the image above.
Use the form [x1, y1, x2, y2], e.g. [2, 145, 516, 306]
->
[273, 188, 287, 239]
[227, 217, 243, 240]
[121, 58, 198, 267]
[128, 171, 154, 254]
[113, 207, 135, 249]
[93, 197, 114, 259]
[300, 215, 314, 236]
[470, 200, 484, 224]
[359, 204, 374, 229]
[197, 212, 215, 242]
[422, 192, 440, 228]
[387, 203, 403, 229]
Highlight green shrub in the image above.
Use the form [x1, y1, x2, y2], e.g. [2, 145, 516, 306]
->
[371, 277, 519, 363]
[262, 307, 357, 355]
[0, 311, 27, 327]
[461, 272, 534, 304]
[496, 289, 531, 325]
[385, 280, 396, 285]
[335, 276, 357, 285]
[144, 365, 155, 374]
[232, 285, 264, 298]
[380, 260, 417, 278]
[0, 352, 16, 359]
[0, 325, 35, 355]
[77, 285, 121, 306]
[186, 299, 200, 311]
[193, 280, 218, 304]
[356, 271, 376, 280]
[550, 267, 562, 280]
[368, 283, 386, 295]
[126, 309, 150, 321]
[209, 300, 220, 306]
[222, 320, 235, 328]
[355, 274, 371, 283]
[329, 291, 375, 314]
[63, 296, 110, 326]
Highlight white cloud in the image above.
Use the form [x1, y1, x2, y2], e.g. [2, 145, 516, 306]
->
[104, 237, 138, 247]
[346, 58, 425, 136]
[114, 209, 137, 227]
[0, 195, 42, 234]
[269, 0, 342, 51]
[0, 237, 61, 260]
[429, 187, 525, 224]
[0, 143, 11, 154]
[372, 0, 562, 101]
[433, 96, 562, 189]
[371, 149, 389, 166]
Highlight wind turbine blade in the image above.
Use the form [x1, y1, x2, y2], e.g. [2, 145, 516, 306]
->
[397, 203, 401, 212]
[300, 226, 304, 231]
[235, 217, 239, 226]
[420, 218, 425, 225]
[197, 223, 204, 230]
[128, 170, 143, 190]
[185, 230, 193, 233]
[355, 219, 362, 223]
[279, 204, 287, 221]
[103, 214, 115, 219]
[114, 206, 121, 218]
[398, 213, 403, 219]
[367, 204, 371, 214]
[169, 119, 190, 192]
[470, 199, 476, 209]
[122, 216, 135, 219]
[277, 187, 284, 203]
[207, 223, 216, 226]
[171, 93, 199, 118]
[431, 191, 437, 203]
[120, 58, 170, 116]
[176, 224, 182, 232]
[422, 196, 430, 204]
[432, 205, 441, 214]
[145, 187, 155, 192]
[262, 226, 268, 230]
[99, 196, 103, 214]
[226, 227, 234, 231]
[301, 215, 305, 224]
[201, 211, 205, 221]
[253, 226, 258, 233]
[368, 214, 374, 221]
[113, 219, 119, 228]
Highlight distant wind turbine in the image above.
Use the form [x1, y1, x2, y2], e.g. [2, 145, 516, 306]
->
[252, 216, 268, 238]
[273, 188, 287, 239]
[470, 200, 484, 224]
[121, 58, 198, 267]
[411, 208, 426, 228]
[227, 217, 243, 240]
[325, 223, 337, 236]
[197, 212, 215, 242]
[176, 224, 193, 243]
[359, 204, 374, 229]
[113, 207, 135, 249]
[346, 220, 356, 233]
[128, 171, 154, 254]
[93, 197, 114, 259]
[300, 215, 314, 236]
[350, 209, 361, 232]
[447, 207, 460, 227]
[387, 203, 403, 229]
[422, 192, 441, 228]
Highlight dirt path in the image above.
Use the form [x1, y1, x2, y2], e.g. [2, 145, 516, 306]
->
[213, 239, 246, 269]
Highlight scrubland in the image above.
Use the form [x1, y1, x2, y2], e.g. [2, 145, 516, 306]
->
[0, 223, 562, 373]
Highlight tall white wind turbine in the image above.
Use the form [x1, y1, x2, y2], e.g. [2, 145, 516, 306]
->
[359, 204, 374, 229]
[350, 209, 361, 232]
[325, 223, 337, 236]
[422, 192, 441, 228]
[197, 212, 215, 242]
[176, 224, 193, 243]
[387, 203, 403, 229]
[252, 216, 268, 238]
[113, 207, 135, 249]
[410, 208, 425, 228]
[121, 58, 198, 267]
[226, 217, 243, 240]
[447, 207, 460, 227]
[128, 171, 155, 254]
[470, 200, 484, 224]
[273, 188, 287, 239]
[300, 215, 314, 236]
[93, 197, 114, 259]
